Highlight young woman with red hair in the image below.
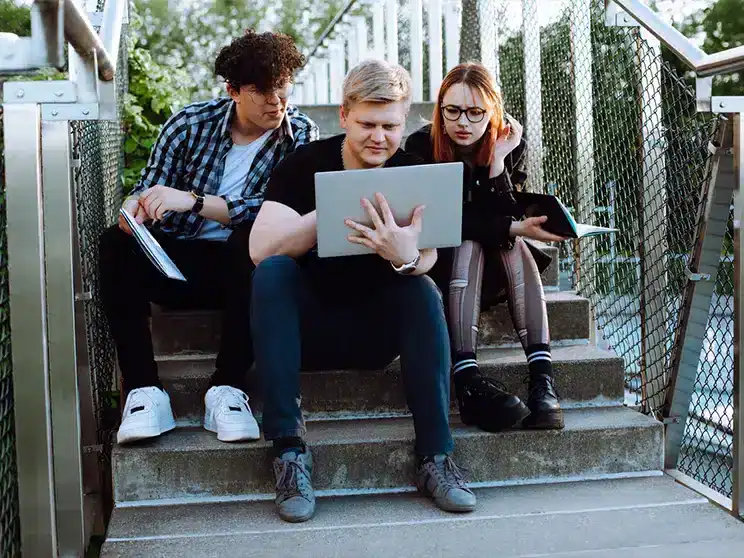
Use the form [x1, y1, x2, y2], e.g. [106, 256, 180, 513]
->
[406, 63, 565, 432]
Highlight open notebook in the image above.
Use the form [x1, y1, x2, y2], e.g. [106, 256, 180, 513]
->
[513, 192, 618, 239]
[119, 208, 186, 281]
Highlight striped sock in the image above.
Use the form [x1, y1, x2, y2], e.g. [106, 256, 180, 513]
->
[526, 344, 553, 377]
[453, 351, 479, 384]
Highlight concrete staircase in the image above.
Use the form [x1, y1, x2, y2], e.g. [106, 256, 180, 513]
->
[99, 106, 744, 556]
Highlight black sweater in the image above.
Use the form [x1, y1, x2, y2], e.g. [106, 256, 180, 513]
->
[405, 124, 528, 250]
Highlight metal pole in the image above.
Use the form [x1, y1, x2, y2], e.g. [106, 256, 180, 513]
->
[372, 0, 385, 60]
[428, 0, 443, 102]
[410, 0, 424, 102]
[63, 0, 115, 81]
[572, 0, 595, 299]
[443, 0, 461, 72]
[42, 119, 86, 556]
[522, 0, 543, 192]
[733, 112, 743, 519]
[478, 0, 497, 81]
[4, 103, 57, 556]
[638, 28, 668, 415]
[385, 0, 399, 64]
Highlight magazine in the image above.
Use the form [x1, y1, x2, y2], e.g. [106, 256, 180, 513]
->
[513, 192, 619, 239]
[119, 208, 186, 281]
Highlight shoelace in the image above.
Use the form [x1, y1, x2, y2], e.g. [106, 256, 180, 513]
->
[432, 456, 470, 491]
[274, 459, 310, 502]
[466, 376, 510, 399]
[213, 386, 248, 411]
[523, 376, 561, 399]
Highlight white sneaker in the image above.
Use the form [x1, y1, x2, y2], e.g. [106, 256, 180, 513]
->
[117, 387, 176, 444]
[204, 386, 260, 442]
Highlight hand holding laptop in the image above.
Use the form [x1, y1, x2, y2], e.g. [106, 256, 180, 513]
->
[344, 192, 423, 266]
[119, 196, 149, 235]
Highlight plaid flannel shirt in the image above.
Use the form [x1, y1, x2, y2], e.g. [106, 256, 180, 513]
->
[131, 97, 318, 238]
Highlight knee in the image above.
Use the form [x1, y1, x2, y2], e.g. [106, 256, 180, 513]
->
[252, 255, 301, 296]
[394, 275, 444, 311]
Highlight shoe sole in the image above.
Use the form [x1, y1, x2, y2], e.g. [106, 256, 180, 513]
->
[461, 401, 532, 432]
[204, 416, 261, 442]
[278, 507, 316, 523]
[523, 410, 565, 430]
[117, 420, 176, 445]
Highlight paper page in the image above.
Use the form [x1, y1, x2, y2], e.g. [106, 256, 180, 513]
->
[119, 208, 187, 281]
[555, 197, 579, 234]
[574, 223, 619, 238]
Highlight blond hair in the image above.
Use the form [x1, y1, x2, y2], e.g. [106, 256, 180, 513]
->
[342, 59, 413, 112]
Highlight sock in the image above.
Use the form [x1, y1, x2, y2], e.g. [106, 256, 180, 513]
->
[526, 344, 553, 378]
[273, 436, 306, 457]
[452, 351, 479, 395]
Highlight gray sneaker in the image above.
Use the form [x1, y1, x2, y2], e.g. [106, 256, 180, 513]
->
[273, 448, 315, 522]
[416, 454, 477, 513]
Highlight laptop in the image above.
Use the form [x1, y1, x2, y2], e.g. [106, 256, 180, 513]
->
[314, 162, 463, 258]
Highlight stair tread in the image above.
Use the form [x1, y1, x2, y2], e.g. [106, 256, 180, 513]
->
[113, 407, 657, 455]
[101, 476, 744, 557]
[151, 290, 582, 319]
[156, 341, 620, 373]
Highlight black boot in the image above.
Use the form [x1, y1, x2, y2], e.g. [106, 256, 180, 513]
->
[456, 374, 531, 432]
[522, 373, 564, 430]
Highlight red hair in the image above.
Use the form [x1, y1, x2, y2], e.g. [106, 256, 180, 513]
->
[430, 63, 505, 167]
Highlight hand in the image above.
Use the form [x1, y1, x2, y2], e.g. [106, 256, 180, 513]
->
[139, 185, 194, 221]
[118, 196, 149, 235]
[491, 114, 523, 177]
[510, 216, 568, 243]
[344, 192, 423, 266]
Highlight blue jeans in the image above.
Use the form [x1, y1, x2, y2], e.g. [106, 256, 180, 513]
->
[251, 255, 454, 456]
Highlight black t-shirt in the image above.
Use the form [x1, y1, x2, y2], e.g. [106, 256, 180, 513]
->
[263, 134, 425, 300]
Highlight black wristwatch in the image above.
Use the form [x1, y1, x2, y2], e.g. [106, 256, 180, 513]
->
[189, 190, 205, 214]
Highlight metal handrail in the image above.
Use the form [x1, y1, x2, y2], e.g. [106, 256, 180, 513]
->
[60, 0, 116, 81]
[613, 0, 744, 77]
[305, 0, 358, 60]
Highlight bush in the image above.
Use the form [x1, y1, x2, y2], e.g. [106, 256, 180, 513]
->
[122, 8, 190, 192]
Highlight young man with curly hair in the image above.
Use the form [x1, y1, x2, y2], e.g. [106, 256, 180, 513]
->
[99, 30, 318, 445]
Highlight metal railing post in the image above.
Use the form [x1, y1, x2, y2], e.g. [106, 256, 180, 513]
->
[734, 113, 743, 519]
[3, 103, 57, 558]
[427, 0, 443, 102]
[410, 0, 424, 102]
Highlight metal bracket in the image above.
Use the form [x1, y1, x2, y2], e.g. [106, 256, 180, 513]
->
[685, 267, 711, 282]
[3, 80, 78, 104]
[82, 445, 103, 455]
[663, 416, 681, 425]
[605, 1, 640, 27]
[696, 77, 713, 113]
[41, 103, 99, 121]
[712, 97, 744, 114]
[74, 291, 92, 302]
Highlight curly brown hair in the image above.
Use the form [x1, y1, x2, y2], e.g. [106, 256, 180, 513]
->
[214, 29, 305, 93]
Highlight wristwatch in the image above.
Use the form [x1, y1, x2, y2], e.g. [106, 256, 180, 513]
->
[391, 252, 421, 275]
[189, 190, 205, 214]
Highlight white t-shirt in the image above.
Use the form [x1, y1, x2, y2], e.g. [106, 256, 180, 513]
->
[196, 129, 273, 241]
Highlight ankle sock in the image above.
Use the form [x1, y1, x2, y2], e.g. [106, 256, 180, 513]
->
[273, 436, 306, 457]
[526, 344, 553, 378]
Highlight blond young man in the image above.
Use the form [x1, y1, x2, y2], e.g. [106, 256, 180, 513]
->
[249, 60, 476, 523]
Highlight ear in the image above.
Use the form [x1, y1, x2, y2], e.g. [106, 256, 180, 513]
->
[227, 83, 241, 102]
[339, 105, 348, 130]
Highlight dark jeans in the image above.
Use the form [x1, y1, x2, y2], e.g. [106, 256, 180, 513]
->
[99, 224, 255, 393]
[251, 255, 454, 456]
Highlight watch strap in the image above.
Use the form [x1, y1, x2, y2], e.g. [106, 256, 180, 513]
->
[190, 190, 205, 214]
[391, 251, 421, 275]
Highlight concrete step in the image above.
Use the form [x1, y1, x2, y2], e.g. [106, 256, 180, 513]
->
[151, 287, 577, 357]
[112, 407, 662, 503]
[159, 343, 624, 425]
[299, 102, 435, 139]
[101, 476, 744, 558]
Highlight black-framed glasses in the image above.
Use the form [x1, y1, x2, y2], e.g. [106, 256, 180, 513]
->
[441, 105, 488, 123]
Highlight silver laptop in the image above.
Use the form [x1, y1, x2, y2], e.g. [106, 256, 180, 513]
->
[315, 162, 463, 258]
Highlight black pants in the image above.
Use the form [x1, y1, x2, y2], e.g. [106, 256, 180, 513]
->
[98, 224, 255, 392]
[251, 255, 454, 456]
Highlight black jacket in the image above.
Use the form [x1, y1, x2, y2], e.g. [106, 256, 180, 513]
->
[405, 124, 527, 250]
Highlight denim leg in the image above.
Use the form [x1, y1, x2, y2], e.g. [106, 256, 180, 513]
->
[387, 275, 454, 456]
[251, 255, 310, 440]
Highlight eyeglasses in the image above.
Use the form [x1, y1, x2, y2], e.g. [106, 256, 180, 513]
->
[247, 83, 293, 103]
[441, 105, 488, 123]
